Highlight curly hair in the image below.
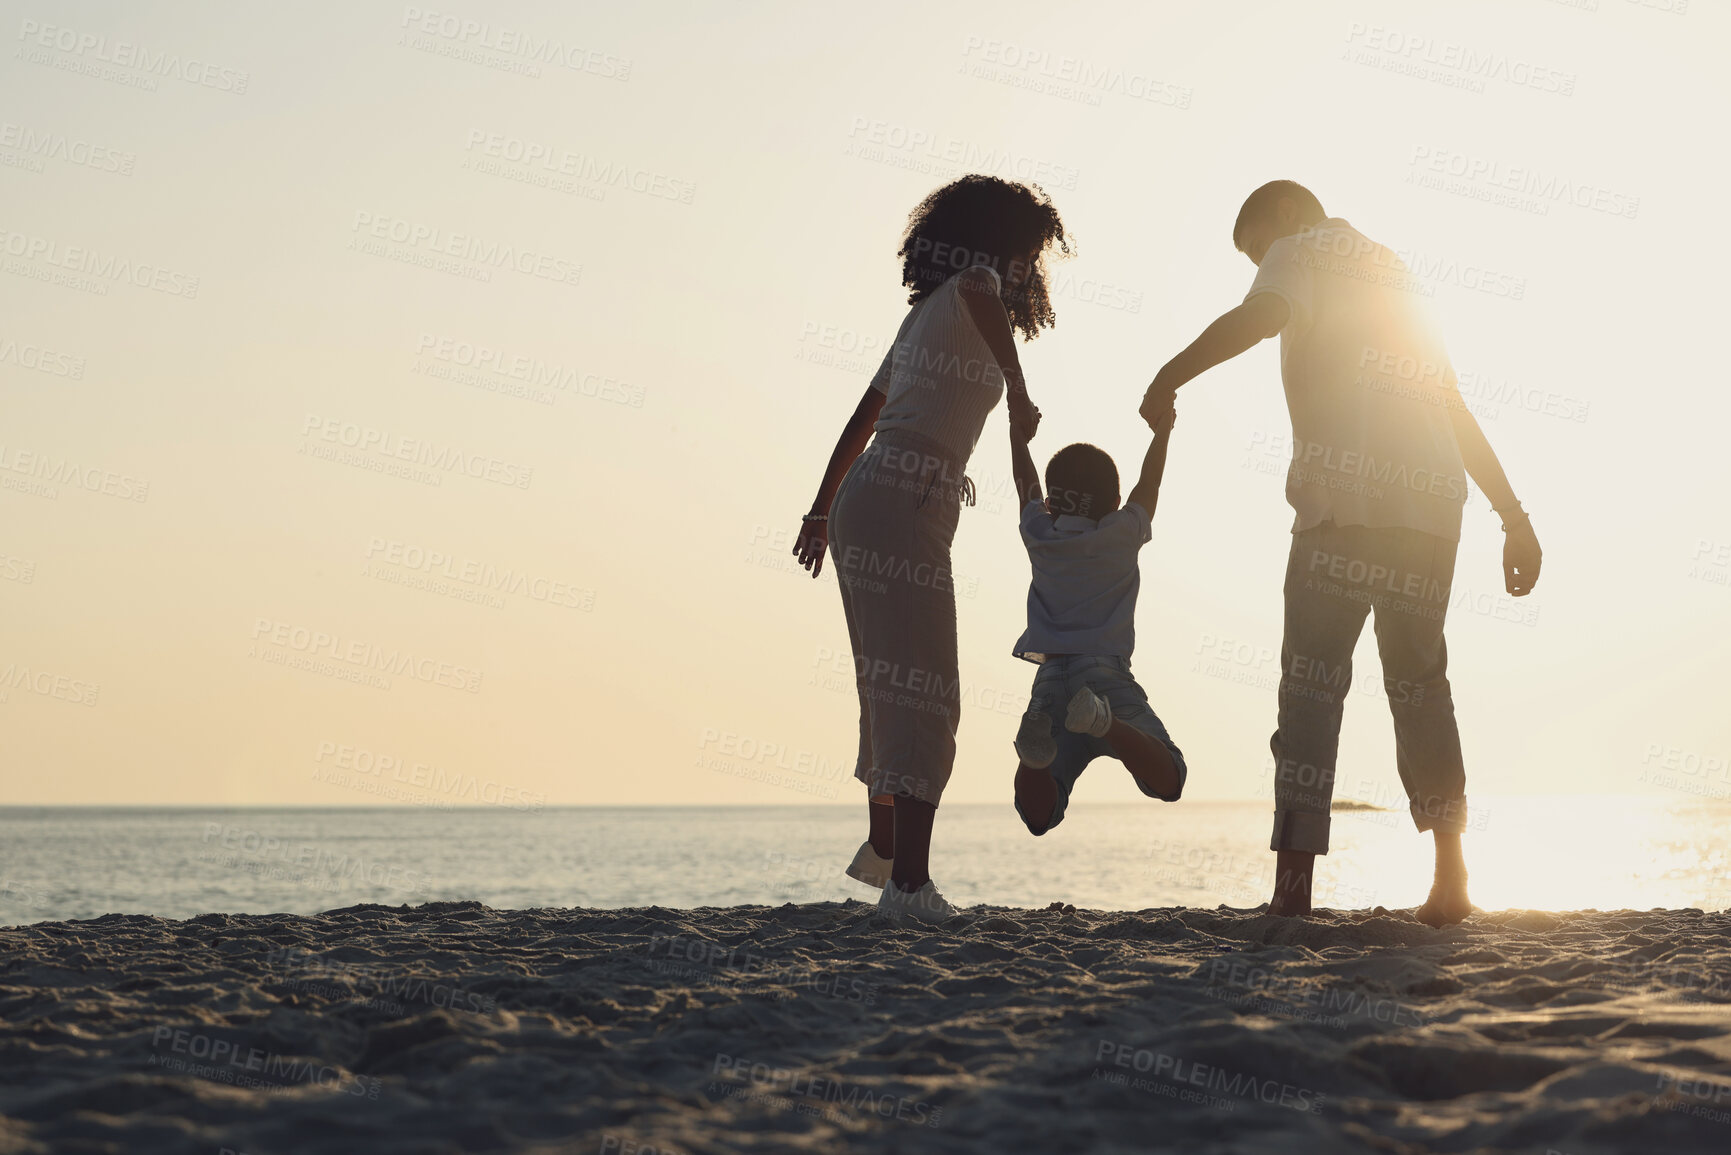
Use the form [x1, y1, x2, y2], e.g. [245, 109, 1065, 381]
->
[897, 175, 1070, 341]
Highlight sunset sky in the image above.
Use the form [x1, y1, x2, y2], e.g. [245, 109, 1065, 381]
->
[3, 0, 1726, 812]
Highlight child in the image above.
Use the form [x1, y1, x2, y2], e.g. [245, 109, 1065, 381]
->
[1008, 412, 1187, 834]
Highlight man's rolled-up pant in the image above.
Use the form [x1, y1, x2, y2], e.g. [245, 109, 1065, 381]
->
[1269, 521, 1468, 854]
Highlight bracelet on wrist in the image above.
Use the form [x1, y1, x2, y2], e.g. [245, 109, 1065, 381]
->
[1494, 501, 1529, 530]
[803, 513, 828, 523]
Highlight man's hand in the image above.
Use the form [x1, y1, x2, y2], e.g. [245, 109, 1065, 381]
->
[1140, 371, 1177, 431]
[1503, 518, 1542, 596]
[793, 517, 829, 579]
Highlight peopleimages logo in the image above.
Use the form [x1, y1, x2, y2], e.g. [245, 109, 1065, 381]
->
[1344, 23, 1575, 96]
[0, 121, 135, 174]
[414, 334, 645, 407]
[959, 36, 1192, 109]
[696, 728, 852, 783]
[199, 823, 436, 894]
[0, 334, 86, 378]
[263, 946, 500, 1014]
[364, 537, 593, 610]
[0, 445, 149, 501]
[300, 415, 534, 489]
[1355, 344, 1590, 424]
[843, 116, 1081, 191]
[0, 553, 36, 584]
[1094, 1043, 1326, 1113]
[1285, 437, 1468, 502]
[0, 227, 200, 297]
[399, 7, 631, 79]
[1408, 146, 1640, 220]
[16, 19, 250, 93]
[250, 618, 484, 693]
[349, 211, 582, 286]
[0, 663, 100, 706]
[464, 131, 694, 203]
[313, 740, 548, 811]
[709, 1053, 942, 1127]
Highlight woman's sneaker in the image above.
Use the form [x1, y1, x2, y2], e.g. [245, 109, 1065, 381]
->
[1014, 709, 1057, 769]
[1065, 687, 1114, 738]
[877, 880, 957, 925]
[844, 841, 894, 890]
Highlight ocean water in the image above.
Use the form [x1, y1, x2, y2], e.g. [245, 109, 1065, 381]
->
[2, 796, 1728, 926]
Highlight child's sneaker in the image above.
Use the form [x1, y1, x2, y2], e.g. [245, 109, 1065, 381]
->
[844, 841, 893, 890]
[877, 880, 957, 925]
[1065, 686, 1114, 738]
[1014, 709, 1057, 769]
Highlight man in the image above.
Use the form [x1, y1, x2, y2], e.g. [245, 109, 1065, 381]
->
[1141, 180, 1542, 926]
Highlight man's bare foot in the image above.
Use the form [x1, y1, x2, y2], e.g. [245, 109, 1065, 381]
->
[1414, 874, 1472, 927]
[1267, 849, 1315, 917]
[1414, 832, 1473, 926]
[1014, 763, 1056, 833]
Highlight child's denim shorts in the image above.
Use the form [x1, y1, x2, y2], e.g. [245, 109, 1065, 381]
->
[1015, 654, 1186, 835]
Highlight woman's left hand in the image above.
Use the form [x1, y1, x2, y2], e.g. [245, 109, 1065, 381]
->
[794, 517, 830, 578]
[1006, 374, 1040, 440]
[1013, 403, 1042, 441]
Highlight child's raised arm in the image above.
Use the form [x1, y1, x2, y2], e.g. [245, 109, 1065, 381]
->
[1009, 419, 1043, 509]
[1127, 411, 1175, 516]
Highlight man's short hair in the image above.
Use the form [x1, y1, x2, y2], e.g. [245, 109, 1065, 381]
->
[1233, 180, 1327, 252]
[1045, 443, 1119, 519]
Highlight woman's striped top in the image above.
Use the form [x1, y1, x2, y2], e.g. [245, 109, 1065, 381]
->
[868, 264, 1006, 466]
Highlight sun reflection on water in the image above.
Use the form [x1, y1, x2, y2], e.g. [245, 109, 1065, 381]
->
[1319, 794, 1731, 913]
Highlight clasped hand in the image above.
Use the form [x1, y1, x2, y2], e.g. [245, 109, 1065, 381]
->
[1006, 369, 1041, 440]
[1140, 370, 1177, 431]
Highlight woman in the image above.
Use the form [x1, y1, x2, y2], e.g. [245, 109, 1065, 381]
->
[793, 175, 1069, 923]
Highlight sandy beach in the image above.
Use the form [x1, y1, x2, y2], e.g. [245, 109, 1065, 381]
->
[3, 901, 1730, 1153]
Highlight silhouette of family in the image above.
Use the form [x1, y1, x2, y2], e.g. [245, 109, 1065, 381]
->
[793, 177, 1541, 928]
